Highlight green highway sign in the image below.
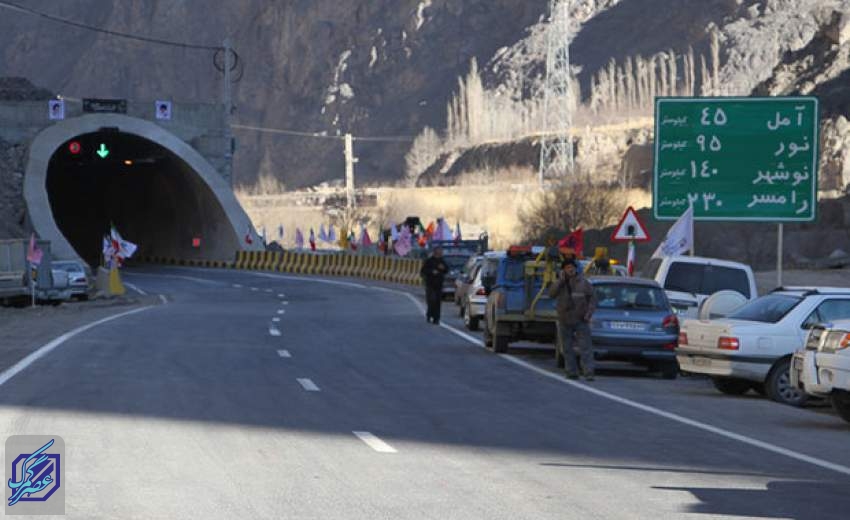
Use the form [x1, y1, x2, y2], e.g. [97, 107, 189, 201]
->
[96, 143, 110, 159]
[653, 97, 819, 222]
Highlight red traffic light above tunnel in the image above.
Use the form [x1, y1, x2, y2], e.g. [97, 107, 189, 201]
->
[68, 141, 81, 155]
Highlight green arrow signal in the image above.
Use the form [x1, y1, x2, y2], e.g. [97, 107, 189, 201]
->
[96, 144, 110, 159]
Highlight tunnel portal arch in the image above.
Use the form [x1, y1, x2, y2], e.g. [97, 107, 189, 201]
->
[24, 113, 260, 266]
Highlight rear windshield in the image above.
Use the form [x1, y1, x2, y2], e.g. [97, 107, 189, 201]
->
[727, 294, 801, 323]
[53, 262, 83, 273]
[443, 256, 469, 270]
[595, 283, 669, 311]
[664, 262, 751, 298]
[503, 259, 526, 283]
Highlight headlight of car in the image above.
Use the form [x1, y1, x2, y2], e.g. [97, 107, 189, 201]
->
[822, 330, 850, 353]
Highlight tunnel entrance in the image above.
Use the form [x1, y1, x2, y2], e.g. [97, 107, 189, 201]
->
[46, 130, 235, 267]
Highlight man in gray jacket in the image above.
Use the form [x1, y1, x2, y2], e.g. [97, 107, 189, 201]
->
[548, 258, 597, 380]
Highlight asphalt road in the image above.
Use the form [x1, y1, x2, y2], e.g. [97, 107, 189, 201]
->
[1, 266, 848, 519]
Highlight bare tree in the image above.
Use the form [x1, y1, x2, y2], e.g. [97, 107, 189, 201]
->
[405, 126, 442, 183]
[517, 175, 624, 242]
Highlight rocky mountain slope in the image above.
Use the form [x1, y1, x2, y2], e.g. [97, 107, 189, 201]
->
[0, 0, 848, 190]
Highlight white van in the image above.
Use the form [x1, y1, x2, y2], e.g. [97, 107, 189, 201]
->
[641, 256, 757, 318]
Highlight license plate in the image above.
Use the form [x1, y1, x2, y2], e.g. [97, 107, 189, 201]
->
[609, 321, 646, 330]
[693, 357, 712, 367]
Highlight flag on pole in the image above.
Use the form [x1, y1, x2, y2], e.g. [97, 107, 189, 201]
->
[394, 225, 412, 256]
[319, 224, 328, 242]
[455, 221, 462, 243]
[349, 230, 358, 251]
[360, 226, 373, 248]
[425, 221, 436, 240]
[295, 228, 304, 249]
[390, 222, 400, 242]
[309, 228, 316, 251]
[106, 226, 137, 268]
[245, 227, 253, 245]
[338, 228, 349, 250]
[26, 233, 43, 265]
[651, 205, 694, 259]
[433, 218, 453, 241]
[627, 241, 636, 276]
[278, 225, 284, 239]
[328, 224, 337, 242]
[558, 228, 584, 257]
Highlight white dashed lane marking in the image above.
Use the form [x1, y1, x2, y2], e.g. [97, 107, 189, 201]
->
[353, 431, 397, 453]
[277, 350, 291, 358]
[272, 317, 280, 322]
[269, 327, 281, 337]
[277, 310, 285, 315]
[297, 378, 320, 392]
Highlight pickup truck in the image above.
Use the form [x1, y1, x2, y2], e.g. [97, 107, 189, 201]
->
[642, 255, 757, 318]
[482, 247, 567, 353]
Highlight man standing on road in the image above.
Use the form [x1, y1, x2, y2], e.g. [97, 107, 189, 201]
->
[549, 258, 597, 380]
[421, 246, 449, 324]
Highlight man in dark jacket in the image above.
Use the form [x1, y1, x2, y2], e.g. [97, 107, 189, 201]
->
[421, 247, 449, 324]
[548, 258, 598, 380]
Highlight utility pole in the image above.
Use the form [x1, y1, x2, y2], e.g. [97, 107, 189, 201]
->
[344, 133, 356, 209]
[223, 38, 234, 187]
[538, 0, 574, 186]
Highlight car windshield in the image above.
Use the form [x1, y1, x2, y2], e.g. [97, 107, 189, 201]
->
[594, 283, 668, 311]
[727, 294, 802, 323]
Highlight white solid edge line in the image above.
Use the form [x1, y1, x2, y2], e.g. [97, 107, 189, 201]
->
[277, 294, 285, 298]
[272, 317, 281, 322]
[0, 306, 154, 388]
[123, 282, 147, 296]
[234, 284, 243, 288]
[297, 378, 320, 391]
[277, 349, 291, 358]
[251, 287, 259, 291]
[353, 431, 397, 453]
[269, 327, 281, 337]
[265, 289, 273, 293]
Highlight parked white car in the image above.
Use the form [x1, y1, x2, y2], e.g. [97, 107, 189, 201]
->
[791, 319, 850, 423]
[643, 255, 757, 318]
[677, 287, 850, 406]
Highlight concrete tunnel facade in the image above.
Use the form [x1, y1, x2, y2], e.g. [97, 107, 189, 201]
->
[24, 113, 262, 267]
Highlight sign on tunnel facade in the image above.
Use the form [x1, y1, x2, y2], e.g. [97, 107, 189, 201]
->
[653, 97, 819, 222]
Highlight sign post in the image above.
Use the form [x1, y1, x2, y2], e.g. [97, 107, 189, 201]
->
[654, 97, 819, 285]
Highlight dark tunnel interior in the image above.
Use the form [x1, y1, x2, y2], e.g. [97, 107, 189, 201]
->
[46, 130, 235, 267]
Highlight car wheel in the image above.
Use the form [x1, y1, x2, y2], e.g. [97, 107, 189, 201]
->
[711, 377, 752, 395]
[493, 334, 509, 354]
[766, 358, 808, 407]
[464, 305, 480, 331]
[657, 361, 679, 380]
[483, 321, 493, 348]
[831, 391, 850, 423]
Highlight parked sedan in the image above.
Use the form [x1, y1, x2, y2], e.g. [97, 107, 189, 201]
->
[51, 260, 92, 300]
[454, 255, 483, 307]
[460, 252, 503, 331]
[677, 287, 850, 406]
[578, 277, 680, 378]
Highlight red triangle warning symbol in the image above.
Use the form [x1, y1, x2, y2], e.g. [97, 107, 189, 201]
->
[611, 207, 651, 242]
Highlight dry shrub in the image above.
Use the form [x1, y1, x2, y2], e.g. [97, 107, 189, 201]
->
[517, 176, 624, 243]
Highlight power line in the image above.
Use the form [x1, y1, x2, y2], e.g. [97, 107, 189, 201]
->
[0, 0, 222, 51]
[232, 123, 415, 143]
